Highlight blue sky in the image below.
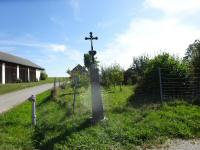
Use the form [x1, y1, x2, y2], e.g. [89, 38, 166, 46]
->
[0, 0, 200, 77]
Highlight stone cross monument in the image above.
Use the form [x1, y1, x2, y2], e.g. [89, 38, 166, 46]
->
[85, 32, 104, 121]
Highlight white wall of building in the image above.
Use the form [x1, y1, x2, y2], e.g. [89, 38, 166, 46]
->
[36, 69, 41, 81]
[2, 63, 5, 84]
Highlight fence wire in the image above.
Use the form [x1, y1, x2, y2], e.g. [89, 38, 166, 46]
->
[160, 68, 200, 100]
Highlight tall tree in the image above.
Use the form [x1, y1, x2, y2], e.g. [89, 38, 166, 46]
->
[84, 53, 99, 69]
[101, 64, 124, 90]
[84, 54, 92, 69]
[185, 39, 200, 73]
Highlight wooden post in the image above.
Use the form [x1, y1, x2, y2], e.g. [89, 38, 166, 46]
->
[158, 68, 163, 103]
[54, 78, 56, 89]
[73, 86, 76, 114]
[53, 78, 57, 98]
[72, 77, 78, 114]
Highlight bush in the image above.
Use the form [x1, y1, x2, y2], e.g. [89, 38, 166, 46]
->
[16, 78, 22, 83]
[40, 72, 48, 80]
[124, 55, 149, 85]
[101, 64, 124, 88]
[134, 53, 188, 101]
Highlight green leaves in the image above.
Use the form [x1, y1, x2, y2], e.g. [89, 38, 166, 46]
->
[185, 39, 200, 74]
[101, 64, 124, 88]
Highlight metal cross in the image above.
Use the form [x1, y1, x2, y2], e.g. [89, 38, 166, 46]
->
[85, 32, 98, 51]
[85, 32, 98, 63]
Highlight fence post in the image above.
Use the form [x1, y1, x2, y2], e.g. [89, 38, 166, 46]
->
[158, 68, 163, 103]
[54, 78, 56, 89]
[59, 79, 61, 87]
[29, 95, 36, 126]
[73, 86, 76, 114]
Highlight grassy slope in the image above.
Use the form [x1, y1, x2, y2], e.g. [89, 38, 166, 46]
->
[0, 91, 50, 150]
[0, 86, 200, 150]
[0, 77, 65, 95]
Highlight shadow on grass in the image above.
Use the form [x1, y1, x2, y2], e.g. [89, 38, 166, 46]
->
[59, 91, 85, 97]
[59, 92, 73, 97]
[127, 92, 200, 108]
[33, 118, 94, 150]
[127, 93, 162, 108]
[37, 95, 51, 107]
[111, 106, 130, 114]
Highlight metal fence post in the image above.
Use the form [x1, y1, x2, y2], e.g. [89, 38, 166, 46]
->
[158, 68, 163, 103]
[29, 95, 36, 126]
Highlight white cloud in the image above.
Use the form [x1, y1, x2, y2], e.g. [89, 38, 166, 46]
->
[99, 0, 200, 69]
[144, 0, 200, 15]
[47, 44, 66, 52]
[0, 39, 68, 52]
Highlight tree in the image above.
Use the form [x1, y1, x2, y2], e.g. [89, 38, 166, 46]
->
[84, 54, 92, 69]
[84, 53, 99, 69]
[40, 71, 48, 80]
[124, 55, 149, 85]
[132, 55, 149, 77]
[101, 67, 112, 88]
[101, 64, 124, 90]
[124, 68, 136, 85]
[111, 64, 124, 90]
[185, 39, 200, 74]
[68, 69, 89, 114]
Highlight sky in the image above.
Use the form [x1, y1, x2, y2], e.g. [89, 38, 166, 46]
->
[0, 0, 200, 77]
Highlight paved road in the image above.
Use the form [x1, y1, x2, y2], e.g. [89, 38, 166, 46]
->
[0, 83, 54, 114]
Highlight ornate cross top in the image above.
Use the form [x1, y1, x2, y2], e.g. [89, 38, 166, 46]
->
[85, 32, 98, 63]
[85, 32, 98, 51]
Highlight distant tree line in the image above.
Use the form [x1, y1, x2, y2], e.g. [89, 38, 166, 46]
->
[98, 40, 200, 101]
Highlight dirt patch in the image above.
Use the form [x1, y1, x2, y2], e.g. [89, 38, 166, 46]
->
[148, 139, 200, 150]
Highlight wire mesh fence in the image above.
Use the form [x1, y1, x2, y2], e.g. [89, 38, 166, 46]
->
[160, 68, 200, 100]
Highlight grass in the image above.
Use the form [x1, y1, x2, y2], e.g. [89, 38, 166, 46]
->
[0, 85, 200, 150]
[0, 91, 51, 150]
[0, 77, 65, 95]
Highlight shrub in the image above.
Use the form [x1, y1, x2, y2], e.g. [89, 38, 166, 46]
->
[134, 53, 188, 101]
[40, 72, 48, 80]
[124, 55, 149, 85]
[101, 64, 124, 88]
[16, 78, 22, 83]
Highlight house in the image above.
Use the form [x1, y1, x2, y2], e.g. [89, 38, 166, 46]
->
[69, 64, 87, 78]
[0, 51, 44, 84]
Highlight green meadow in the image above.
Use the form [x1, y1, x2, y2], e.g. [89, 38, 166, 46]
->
[0, 86, 200, 150]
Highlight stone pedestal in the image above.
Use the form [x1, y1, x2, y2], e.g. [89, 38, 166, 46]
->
[90, 64, 104, 121]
